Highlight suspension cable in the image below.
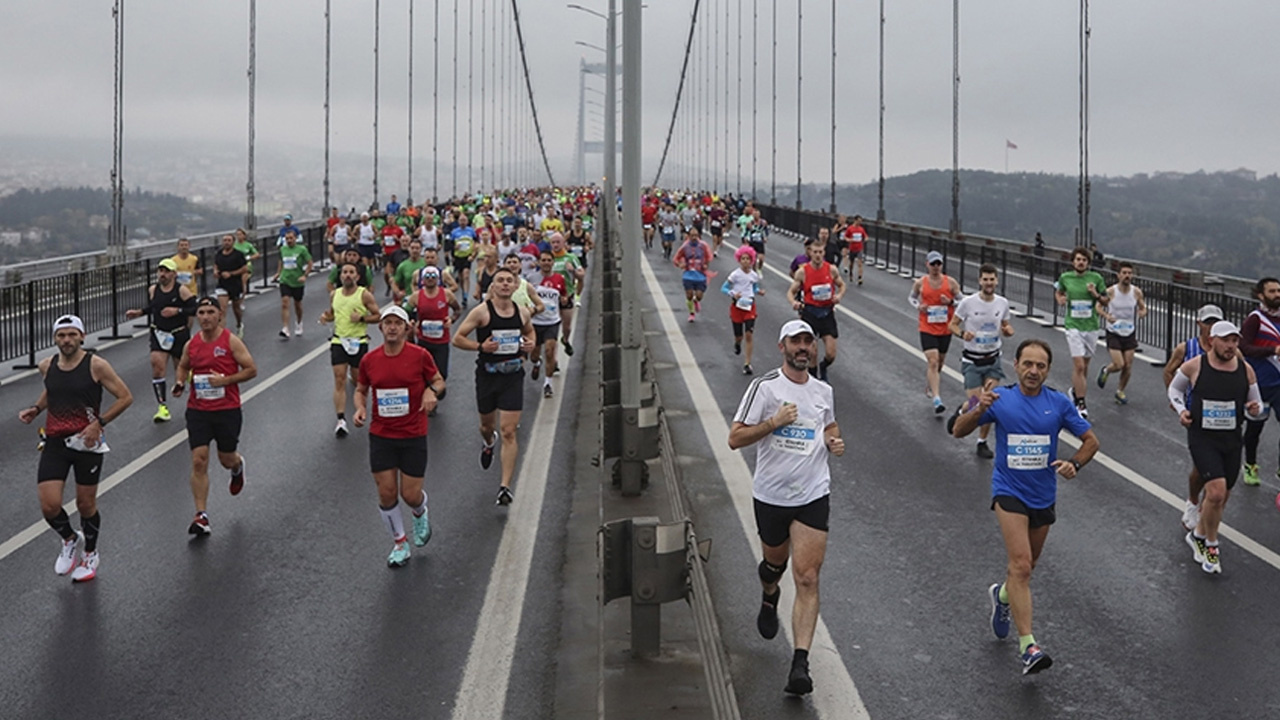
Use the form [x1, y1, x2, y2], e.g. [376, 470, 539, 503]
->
[651, 0, 703, 188]
[509, 1, 556, 187]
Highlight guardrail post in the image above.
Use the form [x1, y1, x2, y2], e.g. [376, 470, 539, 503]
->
[600, 516, 692, 659]
[1164, 283, 1177, 364]
[103, 264, 129, 340]
[17, 280, 37, 369]
[72, 271, 82, 321]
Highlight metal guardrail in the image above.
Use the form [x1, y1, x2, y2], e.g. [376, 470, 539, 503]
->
[758, 204, 1258, 363]
[0, 221, 329, 368]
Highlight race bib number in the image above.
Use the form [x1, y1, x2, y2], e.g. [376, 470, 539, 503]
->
[340, 336, 364, 355]
[420, 319, 445, 340]
[456, 238, 473, 254]
[176, 271, 192, 285]
[974, 322, 999, 346]
[1108, 319, 1135, 336]
[770, 417, 818, 456]
[193, 374, 225, 401]
[1202, 400, 1237, 431]
[376, 388, 410, 417]
[811, 284, 833, 302]
[735, 295, 755, 311]
[1070, 300, 1093, 319]
[153, 328, 176, 351]
[492, 328, 521, 355]
[926, 305, 949, 325]
[283, 256, 298, 270]
[1006, 434, 1051, 470]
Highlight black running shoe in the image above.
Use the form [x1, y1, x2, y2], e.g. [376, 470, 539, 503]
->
[976, 441, 995, 459]
[496, 486, 514, 506]
[784, 657, 813, 696]
[734, 342, 741, 355]
[531, 361, 541, 381]
[480, 439, 495, 470]
[757, 588, 781, 639]
[229, 457, 245, 496]
[563, 340, 574, 357]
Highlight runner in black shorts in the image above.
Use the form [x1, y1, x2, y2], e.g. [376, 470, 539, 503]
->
[126, 258, 196, 423]
[453, 267, 536, 506]
[213, 233, 249, 334]
[19, 314, 133, 583]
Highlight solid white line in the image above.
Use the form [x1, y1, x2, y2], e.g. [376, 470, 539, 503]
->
[641, 254, 872, 720]
[0, 340, 331, 564]
[450, 301, 585, 720]
[757, 258, 1280, 574]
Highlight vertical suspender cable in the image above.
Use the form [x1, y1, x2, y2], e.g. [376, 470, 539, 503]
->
[468, 0, 474, 193]
[877, 0, 885, 221]
[247, 0, 257, 229]
[324, 0, 331, 213]
[109, 0, 125, 259]
[452, 0, 458, 198]
[795, 0, 802, 209]
[736, 0, 742, 195]
[723, 0, 730, 192]
[480, 0, 486, 192]
[652, 0, 703, 188]
[374, 0, 380, 209]
[409, 0, 415, 204]
[713, 0, 719, 192]
[751, 0, 757, 199]
[770, 0, 776, 204]
[829, 0, 836, 213]
[433, 0, 439, 201]
[950, 0, 960, 238]
[509, 0, 557, 186]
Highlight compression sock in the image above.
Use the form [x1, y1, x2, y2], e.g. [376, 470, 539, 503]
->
[686, 298, 695, 313]
[998, 583, 1009, 604]
[82, 512, 101, 553]
[45, 509, 77, 541]
[410, 490, 428, 518]
[152, 378, 167, 404]
[1019, 635, 1037, 654]
[379, 502, 406, 541]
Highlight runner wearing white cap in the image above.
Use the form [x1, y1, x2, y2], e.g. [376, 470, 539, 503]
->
[1168, 320, 1262, 574]
[729, 318, 844, 696]
[1163, 303, 1223, 530]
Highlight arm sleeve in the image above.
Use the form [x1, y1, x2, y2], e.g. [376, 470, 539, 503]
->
[720, 279, 733, 296]
[1167, 371, 1191, 414]
[179, 293, 198, 318]
[907, 288, 921, 309]
[1248, 382, 1262, 406]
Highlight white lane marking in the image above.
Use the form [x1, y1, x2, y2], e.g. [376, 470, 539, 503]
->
[0, 340, 331, 563]
[757, 258, 1280, 574]
[641, 254, 872, 720]
[450, 299, 585, 720]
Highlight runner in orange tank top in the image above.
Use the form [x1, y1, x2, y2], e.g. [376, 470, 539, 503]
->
[909, 251, 962, 414]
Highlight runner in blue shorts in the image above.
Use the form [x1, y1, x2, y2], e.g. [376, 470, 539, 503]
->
[674, 228, 713, 323]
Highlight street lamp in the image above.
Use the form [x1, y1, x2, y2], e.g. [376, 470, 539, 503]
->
[566, 3, 608, 20]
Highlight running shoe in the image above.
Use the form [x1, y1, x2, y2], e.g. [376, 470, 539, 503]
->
[1181, 500, 1200, 532]
[858, 278, 863, 286]
[279, 328, 290, 340]
[496, 486, 514, 506]
[154, 403, 171, 423]
[976, 440, 995, 459]
[1075, 398, 1089, 420]
[1243, 463, 1261, 486]
[743, 364, 753, 375]
[933, 396, 946, 415]
[1096, 366, 1110, 388]
[1202, 545, 1222, 574]
[734, 341, 741, 355]
[784, 656, 814, 695]
[229, 457, 246, 496]
[387, 538, 411, 567]
[189, 512, 212, 537]
[237, 324, 245, 338]
[563, 340, 574, 357]
[1185, 531, 1206, 564]
[1020, 644, 1052, 675]
[531, 361, 541, 381]
[757, 588, 780, 639]
[988, 583, 1011, 639]
[543, 383, 554, 399]
[55, 531, 83, 575]
[335, 418, 349, 438]
[480, 437, 495, 470]
[694, 300, 702, 314]
[71, 551, 99, 583]
[412, 510, 432, 547]
[688, 313, 696, 323]
[1114, 390, 1128, 405]
[294, 322, 303, 337]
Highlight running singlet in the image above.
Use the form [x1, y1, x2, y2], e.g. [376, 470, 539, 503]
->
[186, 328, 242, 412]
[1107, 286, 1138, 336]
[676, 242, 710, 283]
[476, 300, 526, 371]
[801, 261, 836, 307]
[356, 223, 378, 246]
[170, 253, 200, 294]
[551, 252, 583, 295]
[1056, 271, 1106, 332]
[415, 288, 452, 345]
[1190, 360, 1248, 435]
[978, 385, 1090, 509]
[732, 369, 835, 506]
[358, 343, 439, 438]
[147, 283, 192, 335]
[531, 272, 567, 326]
[844, 224, 867, 252]
[918, 275, 956, 335]
[331, 287, 371, 354]
[44, 353, 103, 440]
[451, 227, 477, 258]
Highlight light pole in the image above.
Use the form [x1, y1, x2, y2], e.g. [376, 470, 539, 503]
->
[567, 2, 617, 206]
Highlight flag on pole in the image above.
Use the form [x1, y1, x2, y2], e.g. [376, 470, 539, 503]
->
[1006, 140, 1018, 150]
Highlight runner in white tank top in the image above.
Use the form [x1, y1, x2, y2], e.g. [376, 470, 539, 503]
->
[1098, 262, 1148, 403]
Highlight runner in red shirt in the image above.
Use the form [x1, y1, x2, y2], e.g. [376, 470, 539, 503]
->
[844, 214, 869, 286]
[354, 305, 446, 567]
[641, 200, 659, 250]
[174, 297, 258, 537]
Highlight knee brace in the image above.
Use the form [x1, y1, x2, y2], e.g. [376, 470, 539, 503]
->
[758, 559, 788, 585]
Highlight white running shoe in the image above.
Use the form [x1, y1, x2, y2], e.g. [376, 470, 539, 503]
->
[71, 551, 99, 583]
[55, 531, 83, 575]
[335, 418, 349, 438]
[294, 322, 304, 337]
[1181, 499, 1200, 532]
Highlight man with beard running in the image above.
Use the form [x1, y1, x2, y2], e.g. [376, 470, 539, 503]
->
[948, 264, 1015, 458]
[787, 240, 846, 382]
[126, 258, 197, 422]
[729, 320, 844, 696]
[1168, 321, 1262, 574]
[911, 251, 961, 414]
[453, 267, 537, 505]
[319, 263, 382, 437]
[405, 264, 461, 393]
[674, 228, 714, 323]
[1164, 304, 1224, 530]
[528, 250, 570, 398]
[1240, 277, 1280, 487]
[18, 315, 133, 583]
[1096, 262, 1148, 404]
[1054, 248, 1109, 418]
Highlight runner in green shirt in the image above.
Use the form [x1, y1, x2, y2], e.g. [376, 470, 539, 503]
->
[393, 238, 429, 303]
[549, 232, 585, 357]
[274, 229, 314, 339]
[233, 228, 261, 298]
[327, 247, 375, 291]
[1054, 246, 1110, 418]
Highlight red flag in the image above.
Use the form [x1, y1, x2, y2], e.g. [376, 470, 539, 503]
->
[1006, 140, 1018, 150]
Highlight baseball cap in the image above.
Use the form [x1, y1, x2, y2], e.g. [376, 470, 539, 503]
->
[1196, 304, 1224, 323]
[926, 251, 944, 265]
[158, 258, 178, 271]
[283, 213, 293, 221]
[778, 319, 815, 343]
[380, 305, 410, 323]
[53, 314, 85, 335]
[1210, 320, 1241, 338]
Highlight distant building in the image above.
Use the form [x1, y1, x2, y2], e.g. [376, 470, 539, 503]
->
[0, 231, 21, 247]
[1227, 167, 1257, 182]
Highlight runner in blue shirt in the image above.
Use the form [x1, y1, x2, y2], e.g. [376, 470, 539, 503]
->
[385, 195, 402, 216]
[953, 338, 1099, 676]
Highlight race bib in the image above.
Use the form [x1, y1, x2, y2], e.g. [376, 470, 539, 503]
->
[492, 328, 521, 355]
[193, 374, 225, 401]
[1202, 400, 1237, 431]
[1007, 434, 1051, 470]
[1070, 300, 1093, 319]
[974, 322, 999, 346]
[376, 387, 410, 417]
[456, 238, 473, 254]
[735, 295, 755, 311]
[770, 417, 818, 456]
[1108, 319, 1135, 336]
[283, 256, 298, 270]
[811, 284, 833, 302]
[176, 271, 193, 285]
[926, 305, 949, 325]
[153, 328, 176, 351]
[340, 336, 364, 355]
[420, 319, 445, 340]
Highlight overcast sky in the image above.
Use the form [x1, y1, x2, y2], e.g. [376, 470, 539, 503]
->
[2, 0, 1278, 196]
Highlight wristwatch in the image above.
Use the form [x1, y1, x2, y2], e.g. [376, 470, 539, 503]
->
[1069, 459, 1082, 472]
